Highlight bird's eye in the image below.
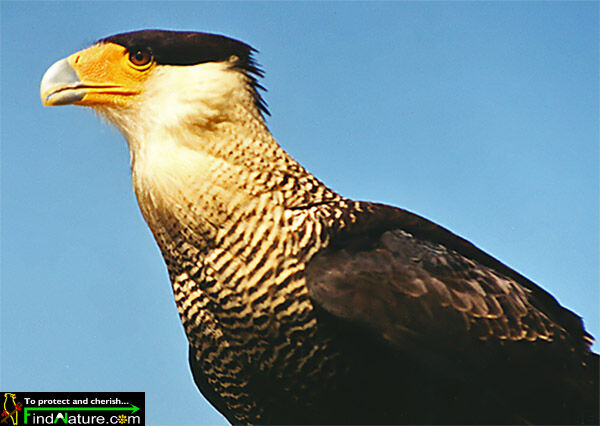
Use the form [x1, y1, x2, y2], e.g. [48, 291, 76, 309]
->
[129, 49, 152, 68]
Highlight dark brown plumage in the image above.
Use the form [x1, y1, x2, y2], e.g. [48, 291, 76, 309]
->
[41, 30, 598, 425]
[306, 202, 598, 424]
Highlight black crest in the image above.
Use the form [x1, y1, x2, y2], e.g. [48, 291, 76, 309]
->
[100, 29, 268, 117]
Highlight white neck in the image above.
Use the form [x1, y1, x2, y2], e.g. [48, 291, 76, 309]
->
[95, 61, 339, 244]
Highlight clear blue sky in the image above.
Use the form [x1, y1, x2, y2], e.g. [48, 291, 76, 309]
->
[2, 2, 598, 425]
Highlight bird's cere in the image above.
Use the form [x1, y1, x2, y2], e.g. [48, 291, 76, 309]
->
[41, 29, 599, 425]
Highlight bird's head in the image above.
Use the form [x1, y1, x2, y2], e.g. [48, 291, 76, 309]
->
[40, 30, 267, 144]
[40, 29, 337, 228]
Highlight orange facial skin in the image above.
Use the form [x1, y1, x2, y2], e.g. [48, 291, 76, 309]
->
[41, 42, 155, 108]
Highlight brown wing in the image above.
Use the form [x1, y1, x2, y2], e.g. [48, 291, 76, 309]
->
[305, 202, 598, 424]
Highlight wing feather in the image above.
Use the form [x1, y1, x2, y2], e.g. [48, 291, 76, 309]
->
[305, 202, 598, 424]
[308, 225, 562, 346]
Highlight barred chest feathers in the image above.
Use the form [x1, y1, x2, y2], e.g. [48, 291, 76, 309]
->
[124, 110, 338, 376]
[97, 57, 348, 422]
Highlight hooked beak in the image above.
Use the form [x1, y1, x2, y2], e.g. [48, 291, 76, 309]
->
[41, 42, 142, 108]
[40, 58, 85, 106]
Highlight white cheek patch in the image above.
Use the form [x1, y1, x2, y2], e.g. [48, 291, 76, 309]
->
[141, 62, 247, 129]
[91, 59, 263, 229]
[94, 60, 253, 162]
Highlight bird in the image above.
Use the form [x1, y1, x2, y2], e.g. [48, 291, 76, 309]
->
[1, 393, 20, 425]
[40, 29, 598, 425]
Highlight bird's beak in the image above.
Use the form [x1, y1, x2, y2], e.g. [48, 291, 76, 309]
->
[40, 57, 85, 106]
[40, 43, 143, 108]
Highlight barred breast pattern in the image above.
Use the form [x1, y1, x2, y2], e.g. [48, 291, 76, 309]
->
[153, 194, 360, 423]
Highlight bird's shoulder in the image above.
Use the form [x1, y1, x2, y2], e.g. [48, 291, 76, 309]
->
[305, 201, 594, 354]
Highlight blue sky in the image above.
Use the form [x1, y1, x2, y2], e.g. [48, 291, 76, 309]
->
[1, 2, 598, 425]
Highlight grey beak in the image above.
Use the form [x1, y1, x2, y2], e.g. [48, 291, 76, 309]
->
[40, 58, 85, 106]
